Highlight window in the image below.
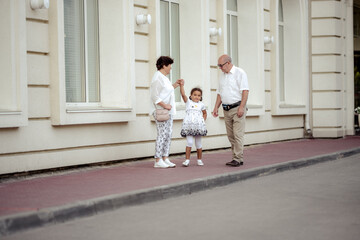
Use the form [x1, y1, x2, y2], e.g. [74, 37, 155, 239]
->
[64, 0, 100, 104]
[224, 0, 265, 116]
[160, 0, 180, 101]
[227, 0, 238, 66]
[354, 6, 360, 38]
[270, 0, 308, 115]
[49, 0, 135, 125]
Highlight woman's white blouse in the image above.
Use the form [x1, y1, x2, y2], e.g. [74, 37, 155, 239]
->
[150, 71, 176, 115]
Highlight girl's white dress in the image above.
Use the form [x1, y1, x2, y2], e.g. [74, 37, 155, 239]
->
[180, 99, 207, 137]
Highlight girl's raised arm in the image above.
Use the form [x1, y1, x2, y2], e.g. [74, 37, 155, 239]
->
[180, 82, 188, 103]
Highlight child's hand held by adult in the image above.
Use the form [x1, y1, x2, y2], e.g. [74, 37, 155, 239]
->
[176, 79, 184, 86]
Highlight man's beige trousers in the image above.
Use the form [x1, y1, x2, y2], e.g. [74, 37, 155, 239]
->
[223, 107, 246, 162]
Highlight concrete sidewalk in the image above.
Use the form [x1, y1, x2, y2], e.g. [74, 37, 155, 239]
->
[1, 136, 360, 236]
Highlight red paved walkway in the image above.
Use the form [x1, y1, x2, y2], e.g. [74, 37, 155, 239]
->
[0, 136, 359, 218]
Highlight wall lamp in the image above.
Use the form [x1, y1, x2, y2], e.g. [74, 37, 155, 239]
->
[209, 27, 222, 37]
[136, 14, 152, 25]
[264, 36, 274, 44]
[30, 0, 49, 10]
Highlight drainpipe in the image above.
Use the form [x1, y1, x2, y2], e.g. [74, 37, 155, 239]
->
[346, 0, 355, 136]
[305, 0, 313, 138]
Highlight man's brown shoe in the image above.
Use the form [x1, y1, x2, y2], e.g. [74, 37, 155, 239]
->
[226, 160, 243, 167]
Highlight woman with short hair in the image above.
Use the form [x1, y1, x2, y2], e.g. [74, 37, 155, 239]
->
[150, 56, 183, 168]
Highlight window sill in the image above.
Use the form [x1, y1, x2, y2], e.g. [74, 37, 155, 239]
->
[279, 104, 306, 109]
[66, 107, 132, 113]
[0, 111, 28, 128]
[52, 107, 135, 126]
[0, 111, 22, 115]
[272, 103, 307, 116]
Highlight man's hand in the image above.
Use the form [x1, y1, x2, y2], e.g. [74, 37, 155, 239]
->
[213, 94, 222, 118]
[237, 106, 245, 118]
[212, 108, 219, 117]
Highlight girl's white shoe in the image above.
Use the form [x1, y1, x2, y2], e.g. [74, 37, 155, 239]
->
[154, 159, 169, 168]
[164, 158, 176, 168]
[182, 159, 190, 167]
[197, 159, 204, 166]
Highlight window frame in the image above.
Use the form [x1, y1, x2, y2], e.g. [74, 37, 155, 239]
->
[226, 1, 239, 66]
[64, 0, 101, 105]
[223, 0, 265, 116]
[159, 0, 181, 103]
[49, 0, 136, 125]
[270, 0, 309, 115]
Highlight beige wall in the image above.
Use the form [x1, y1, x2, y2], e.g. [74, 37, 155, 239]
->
[0, 0, 354, 175]
[311, 0, 354, 137]
[0, 0, 28, 128]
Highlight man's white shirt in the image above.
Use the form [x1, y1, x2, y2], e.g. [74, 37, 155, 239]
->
[217, 66, 249, 105]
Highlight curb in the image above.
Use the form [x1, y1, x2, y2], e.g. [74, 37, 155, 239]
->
[1, 147, 360, 237]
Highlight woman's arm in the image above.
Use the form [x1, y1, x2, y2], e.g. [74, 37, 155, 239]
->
[172, 79, 183, 89]
[172, 82, 179, 89]
[157, 101, 172, 110]
[150, 75, 172, 110]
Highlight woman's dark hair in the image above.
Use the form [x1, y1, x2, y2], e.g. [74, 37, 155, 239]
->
[156, 56, 174, 70]
[189, 87, 203, 101]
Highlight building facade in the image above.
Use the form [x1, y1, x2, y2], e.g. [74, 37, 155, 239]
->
[0, 0, 355, 175]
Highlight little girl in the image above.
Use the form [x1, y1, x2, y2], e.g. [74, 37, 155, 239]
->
[180, 83, 207, 167]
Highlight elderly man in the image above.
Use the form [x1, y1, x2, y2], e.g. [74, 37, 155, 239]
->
[212, 54, 249, 167]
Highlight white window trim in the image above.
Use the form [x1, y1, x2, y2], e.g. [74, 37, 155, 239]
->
[167, 0, 179, 88]
[49, 0, 136, 125]
[160, 0, 181, 103]
[226, 7, 238, 67]
[270, 0, 309, 115]
[225, 0, 265, 116]
[0, 0, 28, 128]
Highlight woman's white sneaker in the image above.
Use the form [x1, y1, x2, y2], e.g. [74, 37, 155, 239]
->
[154, 159, 169, 168]
[182, 159, 190, 167]
[197, 159, 204, 166]
[164, 158, 176, 168]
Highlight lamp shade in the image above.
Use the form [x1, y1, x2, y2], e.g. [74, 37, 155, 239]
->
[136, 14, 151, 25]
[30, 0, 49, 10]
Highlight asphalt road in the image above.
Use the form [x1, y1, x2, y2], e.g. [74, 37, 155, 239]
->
[5, 153, 360, 240]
